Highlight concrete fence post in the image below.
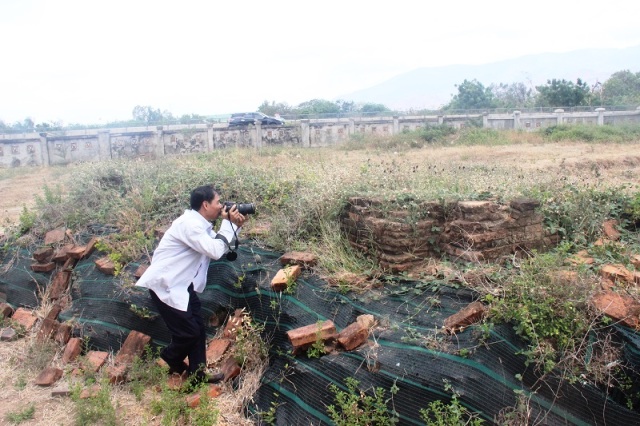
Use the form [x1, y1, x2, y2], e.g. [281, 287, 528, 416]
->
[254, 121, 262, 148]
[154, 126, 164, 158]
[437, 115, 444, 125]
[38, 133, 50, 166]
[349, 119, 355, 137]
[206, 123, 214, 151]
[482, 112, 489, 128]
[300, 120, 310, 148]
[554, 109, 564, 125]
[97, 130, 111, 160]
[393, 116, 399, 135]
[513, 111, 521, 130]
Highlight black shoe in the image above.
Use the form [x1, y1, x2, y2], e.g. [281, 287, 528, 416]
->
[205, 372, 225, 384]
[161, 354, 188, 375]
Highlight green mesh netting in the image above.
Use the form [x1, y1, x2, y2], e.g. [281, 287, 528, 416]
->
[2, 238, 640, 425]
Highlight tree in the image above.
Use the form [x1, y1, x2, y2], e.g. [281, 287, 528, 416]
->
[258, 100, 293, 117]
[535, 78, 590, 107]
[359, 103, 390, 115]
[295, 99, 341, 116]
[132, 105, 170, 123]
[445, 79, 495, 110]
[601, 70, 640, 106]
[490, 82, 535, 109]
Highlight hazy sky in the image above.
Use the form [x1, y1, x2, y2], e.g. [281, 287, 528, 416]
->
[1, 0, 639, 125]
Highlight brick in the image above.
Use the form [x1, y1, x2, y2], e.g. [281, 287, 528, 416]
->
[55, 323, 73, 344]
[509, 198, 540, 212]
[1, 327, 17, 341]
[567, 250, 595, 266]
[0, 303, 14, 319]
[44, 228, 66, 245]
[206, 339, 232, 365]
[280, 251, 318, 268]
[443, 301, 487, 334]
[49, 258, 76, 300]
[107, 364, 128, 384]
[52, 244, 75, 263]
[600, 264, 635, 284]
[286, 320, 336, 349]
[221, 356, 241, 381]
[592, 291, 640, 329]
[37, 318, 60, 341]
[602, 219, 621, 241]
[31, 262, 56, 273]
[114, 330, 151, 366]
[80, 385, 102, 399]
[631, 254, 640, 269]
[95, 256, 115, 275]
[11, 308, 38, 331]
[84, 351, 109, 372]
[271, 265, 302, 292]
[185, 385, 223, 408]
[66, 245, 87, 260]
[82, 237, 99, 258]
[356, 314, 375, 330]
[62, 337, 84, 364]
[222, 309, 245, 339]
[35, 367, 63, 386]
[337, 322, 368, 351]
[134, 264, 148, 278]
[51, 385, 71, 397]
[33, 246, 54, 263]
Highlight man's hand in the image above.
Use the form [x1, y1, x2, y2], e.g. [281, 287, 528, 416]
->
[223, 204, 246, 227]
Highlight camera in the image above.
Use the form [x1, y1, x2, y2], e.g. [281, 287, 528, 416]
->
[223, 201, 256, 215]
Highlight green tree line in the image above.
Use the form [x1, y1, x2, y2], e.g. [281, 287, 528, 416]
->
[2, 69, 639, 132]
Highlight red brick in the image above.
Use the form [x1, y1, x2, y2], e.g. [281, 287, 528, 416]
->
[80, 385, 102, 399]
[11, 308, 38, 331]
[35, 367, 63, 386]
[81, 350, 109, 373]
[602, 219, 621, 241]
[37, 318, 60, 341]
[51, 385, 71, 397]
[286, 320, 336, 349]
[271, 265, 302, 292]
[631, 255, 640, 270]
[443, 301, 487, 334]
[107, 364, 128, 384]
[52, 244, 74, 263]
[95, 256, 115, 275]
[337, 322, 368, 351]
[185, 385, 223, 408]
[33, 246, 54, 263]
[49, 258, 76, 300]
[221, 356, 241, 381]
[44, 228, 66, 245]
[1, 327, 17, 341]
[567, 250, 595, 266]
[134, 264, 148, 278]
[592, 291, 640, 329]
[114, 330, 151, 365]
[280, 251, 318, 268]
[62, 337, 84, 363]
[206, 339, 232, 365]
[0, 303, 14, 319]
[66, 245, 87, 260]
[600, 264, 635, 284]
[82, 237, 99, 258]
[55, 323, 73, 344]
[30, 262, 56, 273]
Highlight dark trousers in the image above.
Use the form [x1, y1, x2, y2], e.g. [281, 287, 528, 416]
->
[149, 285, 207, 379]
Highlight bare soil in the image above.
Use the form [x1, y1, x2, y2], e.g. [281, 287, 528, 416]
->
[2, 141, 640, 424]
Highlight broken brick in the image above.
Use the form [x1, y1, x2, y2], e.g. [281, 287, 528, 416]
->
[35, 367, 63, 386]
[0, 303, 14, 319]
[185, 384, 223, 408]
[337, 322, 368, 351]
[66, 245, 87, 260]
[80, 385, 102, 399]
[114, 330, 151, 366]
[33, 246, 54, 263]
[62, 337, 84, 364]
[134, 264, 148, 278]
[1, 327, 17, 341]
[286, 320, 336, 349]
[221, 356, 241, 381]
[11, 308, 38, 331]
[443, 301, 487, 334]
[49, 258, 76, 300]
[95, 256, 115, 275]
[222, 309, 245, 339]
[84, 351, 109, 372]
[30, 262, 56, 273]
[107, 364, 128, 384]
[602, 219, 621, 241]
[55, 323, 73, 344]
[271, 264, 302, 292]
[52, 244, 75, 263]
[82, 237, 99, 258]
[592, 291, 640, 329]
[206, 338, 232, 365]
[44, 228, 66, 245]
[600, 264, 635, 285]
[51, 385, 71, 397]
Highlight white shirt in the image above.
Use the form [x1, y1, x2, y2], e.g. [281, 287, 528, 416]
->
[136, 209, 240, 311]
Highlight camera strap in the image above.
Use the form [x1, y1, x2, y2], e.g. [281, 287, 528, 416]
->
[216, 227, 239, 261]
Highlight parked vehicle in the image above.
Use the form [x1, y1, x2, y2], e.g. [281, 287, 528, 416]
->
[228, 112, 284, 127]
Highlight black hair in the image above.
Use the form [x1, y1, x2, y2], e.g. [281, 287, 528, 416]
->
[190, 185, 218, 210]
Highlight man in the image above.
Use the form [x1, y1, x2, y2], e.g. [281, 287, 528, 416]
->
[136, 184, 246, 384]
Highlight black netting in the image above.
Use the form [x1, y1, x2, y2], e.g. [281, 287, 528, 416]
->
[2, 239, 640, 425]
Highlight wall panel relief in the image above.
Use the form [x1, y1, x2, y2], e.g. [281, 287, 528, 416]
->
[165, 132, 207, 155]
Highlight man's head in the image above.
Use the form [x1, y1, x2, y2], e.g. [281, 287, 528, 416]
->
[190, 185, 223, 221]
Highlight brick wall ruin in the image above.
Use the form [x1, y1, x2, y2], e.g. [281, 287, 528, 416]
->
[340, 197, 559, 271]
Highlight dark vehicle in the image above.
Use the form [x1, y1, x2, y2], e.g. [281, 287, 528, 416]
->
[228, 112, 284, 127]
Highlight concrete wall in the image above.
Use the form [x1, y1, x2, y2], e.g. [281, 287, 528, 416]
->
[1, 108, 639, 168]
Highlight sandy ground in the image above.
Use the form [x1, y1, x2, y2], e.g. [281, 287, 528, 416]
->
[2, 141, 640, 424]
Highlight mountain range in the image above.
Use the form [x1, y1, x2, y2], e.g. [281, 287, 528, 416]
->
[340, 45, 640, 110]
